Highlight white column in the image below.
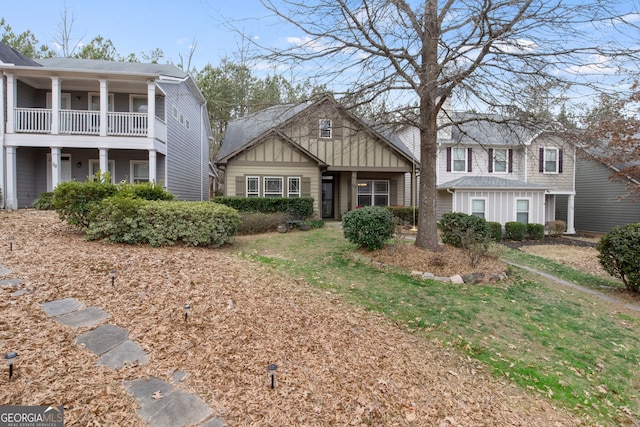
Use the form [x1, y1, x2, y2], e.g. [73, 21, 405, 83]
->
[99, 79, 108, 136]
[5, 146, 17, 209]
[566, 194, 576, 234]
[147, 80, 155, 138]
[351, 171, 357, 211]
[6, 74, 15, 133]
[51, 77, 61, 135]
[0, 74, 5, 208]
[51, 147, 61, 190]
[148, 149, 157, 183]
[99, 148, 109, 177]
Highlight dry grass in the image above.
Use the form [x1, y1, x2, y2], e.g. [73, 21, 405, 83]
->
[0, 210, 579, 425]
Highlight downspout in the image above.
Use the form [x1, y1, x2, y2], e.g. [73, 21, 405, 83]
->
[0, 73, 5, 209]
[201, 102, 205, 201]
[447, 188, 455, 212]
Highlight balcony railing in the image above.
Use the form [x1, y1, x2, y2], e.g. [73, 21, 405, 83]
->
[13, 108, 158, 139]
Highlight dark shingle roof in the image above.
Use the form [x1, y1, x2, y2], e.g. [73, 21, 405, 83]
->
[37, 57, 188, 79]
[0, 42, 42, 66]
[438, 176, 548, 190]
[447, 112, 542, 146]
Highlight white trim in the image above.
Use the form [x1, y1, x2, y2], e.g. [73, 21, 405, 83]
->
[452, 146, 467, 173]
[287, 176, 301, 198]
[543, 147, 559, 174]
[470, 197, 487, 219]
[130, 160, 149, 183]
[89, 159, 115, 183]
[492, 148, 508, 174]
[515, 197, 531, 224]
[129, 94, 148, 113]
[263, 176, 284, 197]
[246, 176, 260, 197]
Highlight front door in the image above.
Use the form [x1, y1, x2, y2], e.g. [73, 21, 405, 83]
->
[322, 176, 335, 219]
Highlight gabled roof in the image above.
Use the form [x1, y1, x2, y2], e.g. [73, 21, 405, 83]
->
[0, 42, 42, 67]
[445, 112, 544, 146]
[217, 96, 418, 165]
[438, 176, 548, 190]
[37, 57, 188, 79]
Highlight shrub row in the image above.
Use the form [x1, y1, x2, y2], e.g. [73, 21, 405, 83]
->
[212, 196, 314, 218]
[504, 222, 544, 241]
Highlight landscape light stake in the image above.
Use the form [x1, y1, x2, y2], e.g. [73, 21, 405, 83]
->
[184, 304, 191, 322]
[7, 236, 14, 251]
[5, 352, 17, 379]
[109, 269, 117, 287]
[268, 364, 278, 389]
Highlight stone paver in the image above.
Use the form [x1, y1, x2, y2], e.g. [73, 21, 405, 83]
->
[0, 278, 22, 287]
[0, 267, 10, 276]
[125, 377, 215, 427]
[11, 289, 28, 297]
[76, 324, 129, 355]
[41, 297, 83, 317]
[56, 306, 109, 328]
[97, 340, 149, 369]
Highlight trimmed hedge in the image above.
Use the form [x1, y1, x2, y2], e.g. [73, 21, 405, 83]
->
[343, 206, 395, 250]
[527, 223, 545, 241]
[212, 196, 313, 218]
[53, 180, 118, 227]
[438, 212, 491, 248]
[487, 221, 503, 241]
[86, 199, 239, 247]
[505, 222, 527, 241]
[597, 223, 640, 293]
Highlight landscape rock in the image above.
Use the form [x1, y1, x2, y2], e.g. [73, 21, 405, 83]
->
[450, 274, 464, 284]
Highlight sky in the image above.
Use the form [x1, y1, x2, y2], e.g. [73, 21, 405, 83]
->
[1, 0, 283, 70]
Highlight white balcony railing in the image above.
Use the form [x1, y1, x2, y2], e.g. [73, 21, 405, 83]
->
[14, 108, 51, 133]
[13, 108, 157, 139]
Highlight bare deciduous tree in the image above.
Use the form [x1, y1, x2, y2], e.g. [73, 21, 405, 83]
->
[251, 0, 639, 250]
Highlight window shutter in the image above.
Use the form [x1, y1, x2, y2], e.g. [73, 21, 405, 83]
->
[446, 147, 452, 172]
[558, 149, 563, 173]
[488, 148, 493, 173]
[467, 148, 473, 172]
[302, 177, 311, 197]
[539, 148, 544, 172]
[508, 149, 513, 173]
[390, 180, 398, 205]
[235, 176, 245, 196]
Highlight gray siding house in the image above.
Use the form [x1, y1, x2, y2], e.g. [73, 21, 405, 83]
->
[0, 43, 212, 209]
[399, 115, 576, 233]
[215, 96, 418, 219]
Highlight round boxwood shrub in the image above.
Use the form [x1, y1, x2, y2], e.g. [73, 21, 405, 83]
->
[597, 223, 640, 293]
[505, 221, 527, 241]
[527, 223, 545, 241]
[487, 221, 503, 241]
[438, 212, 491, 248]
[342, 206, 395, 250]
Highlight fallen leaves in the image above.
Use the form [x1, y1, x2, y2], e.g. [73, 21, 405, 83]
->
[0, 210, 581, 426]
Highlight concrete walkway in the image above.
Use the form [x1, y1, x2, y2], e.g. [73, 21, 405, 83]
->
[2, 263, 223, 426]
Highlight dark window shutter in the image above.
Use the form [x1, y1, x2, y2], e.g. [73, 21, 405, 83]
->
[488, 148, 493, 173]
[446, 147, 452, 172]
[390, 179, 398, 205]
[302, 177, 311, 197]
[467, 148, 473, 172]
[508, 149, 513, 173]
[539, 148, 544, 172]
[558, 149, 563, 173]
[235, 176, 245, 196]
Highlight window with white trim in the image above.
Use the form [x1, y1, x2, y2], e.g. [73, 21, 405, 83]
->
[493, 149, 507, 173]
[89, 93, 114, 111]
[264, 177, 284, 197]
[357, 180, 390, 207]
[319, 119, 332, 138]
[89, 159, 115, 183]
[130, 95, 148, 113]
[130, 161, 149, 183]
[246, 176, 259, 197]
[544, 148, 558, 173]
[471, 198, 486, 219]
[452, 147, 467, 172]
[288, 177, 301, 198]
[516, 199, 530, 224]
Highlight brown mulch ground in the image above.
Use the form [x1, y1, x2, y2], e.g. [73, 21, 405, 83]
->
[0, 210, 581, 426]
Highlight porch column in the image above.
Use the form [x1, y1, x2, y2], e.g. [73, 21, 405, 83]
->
[148, 149, 157, 183]
[5, 146, 17, 209]
[0, 74, 5, 208]
[99, 79, 108, 136]
[51, 147, 61, 190]
[351, 171, 358, 211]
[99, 148, 109, 177]
[51, 77, 61, 135]
[566, 194, 576, 234]
[147, 80, 155, 138]
[6, 73, 15, 133]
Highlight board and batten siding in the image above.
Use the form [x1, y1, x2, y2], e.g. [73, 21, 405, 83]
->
[160, 82, 208, 201]
[452, 190, 546, 225]
[574, 157, 640, 233]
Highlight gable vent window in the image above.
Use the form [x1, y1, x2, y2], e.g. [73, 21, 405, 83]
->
[319, 119, 332, 138]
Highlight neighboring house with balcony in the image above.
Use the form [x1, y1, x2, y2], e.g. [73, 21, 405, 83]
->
[215, 96, 418, 219]
[0, 42, 212, 209]
[398, 114, 576, 233]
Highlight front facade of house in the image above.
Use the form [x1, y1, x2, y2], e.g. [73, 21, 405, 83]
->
[215, 97, 418, 219]
[399, 118, 576, 233]
[0, 46, 211, 209]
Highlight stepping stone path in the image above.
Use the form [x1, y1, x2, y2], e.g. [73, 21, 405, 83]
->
[2, 262, 222, 426]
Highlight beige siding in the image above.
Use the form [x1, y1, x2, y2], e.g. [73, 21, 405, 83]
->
[437, 145, 527, 185]
[526, 134, 575, 192]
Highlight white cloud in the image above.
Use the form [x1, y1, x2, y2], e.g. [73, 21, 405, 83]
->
[566, 54, 619, 75]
